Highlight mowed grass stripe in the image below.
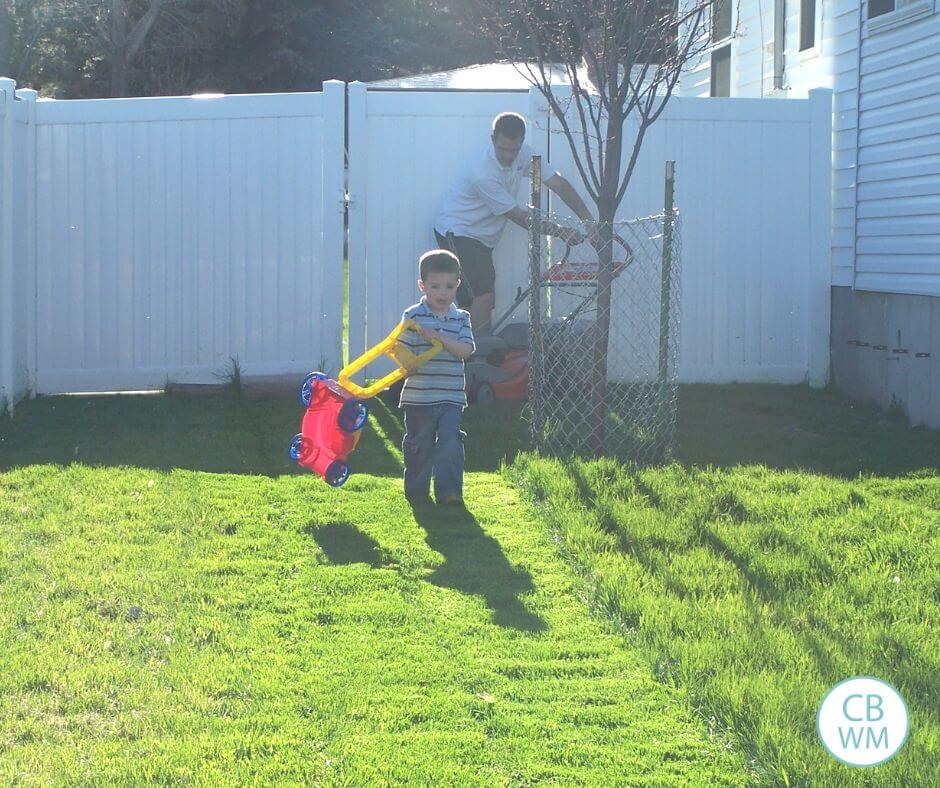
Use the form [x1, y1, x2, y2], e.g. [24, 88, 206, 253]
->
[0, 438, 747, 784]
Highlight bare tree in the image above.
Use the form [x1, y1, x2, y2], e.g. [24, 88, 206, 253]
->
[69, 0, 172, 96]
[0, 2, 12, 77]
[485, 0, 718, 452]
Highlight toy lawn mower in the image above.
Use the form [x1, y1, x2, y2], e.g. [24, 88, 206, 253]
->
[289, 319, 442, 486]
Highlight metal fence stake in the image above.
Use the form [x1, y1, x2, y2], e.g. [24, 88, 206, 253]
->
[528, 155, 543, 451]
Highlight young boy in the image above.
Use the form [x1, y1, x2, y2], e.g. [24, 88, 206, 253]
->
[399, 249, 475, 506]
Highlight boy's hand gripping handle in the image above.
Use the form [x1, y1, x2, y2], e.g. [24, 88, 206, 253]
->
[338, 319, 443, 399]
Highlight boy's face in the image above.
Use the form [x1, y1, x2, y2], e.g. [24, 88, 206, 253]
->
[419, 271, 460, 312]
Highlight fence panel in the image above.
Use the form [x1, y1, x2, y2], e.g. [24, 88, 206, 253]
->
[347, 85, 544, 377]
[547, 90, 832, 385]
[32, 83, 345, 393]
[0, 78, 14, 412]
[0, 79, 36, 413]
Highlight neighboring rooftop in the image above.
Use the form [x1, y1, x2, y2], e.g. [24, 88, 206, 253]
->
[367, 62, 570, 90]
[367, 61, 655, 92]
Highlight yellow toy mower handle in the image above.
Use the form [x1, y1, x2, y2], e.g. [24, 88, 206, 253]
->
[338, 319, 443, 399]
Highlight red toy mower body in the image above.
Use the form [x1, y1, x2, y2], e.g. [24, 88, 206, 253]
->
[288, 320, 443, 487]
[289, 372, 369, 487]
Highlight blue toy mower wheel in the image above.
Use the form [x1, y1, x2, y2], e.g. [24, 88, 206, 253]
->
[288, 433, 307, 462]
[338, 399, 369, 433]
[300, 371, 327, 407]
[325, 459, 351, 487]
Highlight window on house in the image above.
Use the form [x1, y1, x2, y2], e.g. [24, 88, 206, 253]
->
[868, 0, 934, 23]
[800, 0, 817, 50]
[868, 0, 895, 18]
[711, 45, 731, 96]
[713, 0, 732, 42]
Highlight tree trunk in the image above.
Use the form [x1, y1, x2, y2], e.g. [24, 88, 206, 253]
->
[589, 104, 625, 455]
[110, 0, 128, 97]
[0, 3, 13, 78]
[111, 56, 129, 97]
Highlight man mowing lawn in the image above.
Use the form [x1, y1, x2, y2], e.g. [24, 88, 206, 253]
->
[434, 111, 596, 334]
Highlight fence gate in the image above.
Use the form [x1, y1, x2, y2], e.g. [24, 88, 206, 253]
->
[27, 82, 346, 394]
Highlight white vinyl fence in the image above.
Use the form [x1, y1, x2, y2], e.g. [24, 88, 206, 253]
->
[551, 88, 833, 385]
[1, 78, 832, 413]
[2, 79, 346, 407]
[1, 79, 35, 414]
[350, 84, 832, 386]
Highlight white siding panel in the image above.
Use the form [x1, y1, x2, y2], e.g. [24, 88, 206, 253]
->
[859, 174, 940, 200]
[857, 194, 940, 218]
[858, 134, 940, 165]
[858, 236, 940, 255]
[855, 7, 940, 296]
[858, 215, 940, 235]
[855, 272, 940, 297]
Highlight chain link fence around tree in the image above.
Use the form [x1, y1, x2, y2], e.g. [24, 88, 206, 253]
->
[526, 196, 682, 465]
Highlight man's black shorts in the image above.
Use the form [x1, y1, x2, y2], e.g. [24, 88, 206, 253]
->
[434, 230, 495, 309]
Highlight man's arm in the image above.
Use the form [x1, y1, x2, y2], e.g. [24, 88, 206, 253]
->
[503, 205, 583, 245]
[544, 173, 593, 223]
[501, 173, 596, 244]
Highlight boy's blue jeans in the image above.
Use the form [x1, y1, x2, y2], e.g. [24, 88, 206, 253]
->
[402, 404, 466, 500]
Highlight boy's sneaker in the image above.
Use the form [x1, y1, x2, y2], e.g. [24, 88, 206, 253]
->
[437, 495, 464, 507]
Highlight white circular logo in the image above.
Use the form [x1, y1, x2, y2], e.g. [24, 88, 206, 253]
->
[817, 677, 909, 767]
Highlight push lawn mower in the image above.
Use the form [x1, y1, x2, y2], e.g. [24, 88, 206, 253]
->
[465, 234, 634, 404]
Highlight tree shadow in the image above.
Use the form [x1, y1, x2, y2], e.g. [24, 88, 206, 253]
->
[675, 384, 940, 478]
[306, 522, 385, 568]
[562, 461, 940, 712]
[410, 502, 547, 633]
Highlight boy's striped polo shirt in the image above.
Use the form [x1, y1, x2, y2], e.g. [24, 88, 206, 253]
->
[398, 297, 475, 408]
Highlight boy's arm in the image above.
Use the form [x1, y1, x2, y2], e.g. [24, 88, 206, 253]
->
[418, 326, 474, 359]
[399, 313, 423, 373]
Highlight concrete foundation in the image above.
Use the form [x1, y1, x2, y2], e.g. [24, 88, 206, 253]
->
[830, 287, 940, 428]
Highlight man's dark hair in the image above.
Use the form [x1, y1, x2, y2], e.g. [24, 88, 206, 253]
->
[492, 112, 526, 140]
[419, 249, 461, 281]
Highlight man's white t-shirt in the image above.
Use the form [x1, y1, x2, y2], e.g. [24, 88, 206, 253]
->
[435, 141, 545, 250]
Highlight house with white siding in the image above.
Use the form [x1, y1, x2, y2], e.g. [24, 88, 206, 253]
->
[372, 5, 939, 426]
[681, 0, 940, 425]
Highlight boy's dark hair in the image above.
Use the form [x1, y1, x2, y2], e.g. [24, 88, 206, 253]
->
[492, 112, 526, 140]
[419, 249, 461, 281]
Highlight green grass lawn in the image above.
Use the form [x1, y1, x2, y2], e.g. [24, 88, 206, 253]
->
[0, 391, 746, 784]
[0, 385, 936, 784]
[512, 385, 940, 787]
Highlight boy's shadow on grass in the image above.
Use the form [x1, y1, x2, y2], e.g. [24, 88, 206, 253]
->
[308, 511, 547, 633]
[410, 502, 547, 633]
[307, 522, 385, 568]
